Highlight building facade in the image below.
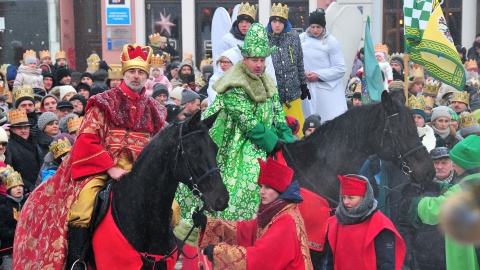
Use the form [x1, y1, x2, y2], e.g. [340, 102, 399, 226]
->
[0, 0, 478, 72]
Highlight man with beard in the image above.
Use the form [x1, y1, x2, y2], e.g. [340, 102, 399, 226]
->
[13, 86, 39, 136]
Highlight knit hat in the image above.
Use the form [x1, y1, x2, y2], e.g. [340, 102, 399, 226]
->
[76, 83, 91, 94]
[56, 68, 71, 83]
[309, 10, 326, 28]
[449, 135, 480, 170]
[165, 104, 185, 123]
[338, 174, 367, 196]
[430, 147, 450, 160]
[238, 23, 277, 58]
[25, 57, 37, 65]
[59, 85, 77, 100]
[152, 83, 169, 99]
[181, 89, 200, 105]
[390, 54, 404, 70]
[0, 127, 8, 143]
[257, 157, 294, 193]
[81, 72, 92, 80]
[69, 94, 87, 108]
[285, 116, 299, 135]
[6, 65, 17, 81]
[170, 87, 184, 101]
[431, 106, 452, 122]
[41, 70, 54, 80]
[302, 114, 321, 135]
[37, 111, 59, 131]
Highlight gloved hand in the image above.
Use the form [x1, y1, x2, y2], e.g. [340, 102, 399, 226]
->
[203, 245, 216, 262]
[268, 139, 284, 157]
[173, 220, 200, 246]
[192, 210, 207, 228]
[300, 84, 311, 100]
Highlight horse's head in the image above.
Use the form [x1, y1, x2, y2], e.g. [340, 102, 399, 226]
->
[174, 111, 229, 212]
[370, 91, 435, 184]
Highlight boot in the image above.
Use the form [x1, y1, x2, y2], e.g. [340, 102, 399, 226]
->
[67, 225, 89, 270]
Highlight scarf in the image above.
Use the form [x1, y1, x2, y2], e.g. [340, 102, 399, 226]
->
[257, 199, 290, 228]
[431, 125, 451, 139]
[230, 21, 246, 41]
[335, 181, 378, 225]
[7, 194, 24, 203]
[0, 153, 5, 162]
[434, 170, 455, 184]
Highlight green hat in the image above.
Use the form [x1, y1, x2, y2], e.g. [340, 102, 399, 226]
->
[450, 135, 480, 170]
[238, 23, 277, 58]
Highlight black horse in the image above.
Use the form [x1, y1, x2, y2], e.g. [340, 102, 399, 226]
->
[91, 112, 229, 270]
[284, 91, 436, 268]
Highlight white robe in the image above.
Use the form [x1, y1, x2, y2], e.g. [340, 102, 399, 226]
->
[299, 30, 347, 122]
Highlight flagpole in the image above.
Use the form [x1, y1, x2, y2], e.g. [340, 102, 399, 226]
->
[404, 52, 410, 106]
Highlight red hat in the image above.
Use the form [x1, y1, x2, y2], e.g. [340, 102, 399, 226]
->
[338, 175, 367, 196]
[285, 116, 300, 135]
[257, 157, 294, 193]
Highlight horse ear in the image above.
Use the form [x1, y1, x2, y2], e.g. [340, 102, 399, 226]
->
[381, 90, 396, 114]
[185, 111, 202, 131]
[202, 110, 221, 129]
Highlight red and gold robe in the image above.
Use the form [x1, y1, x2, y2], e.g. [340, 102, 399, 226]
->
[199, 204, 313, 270]
[12, 82, 166, 269]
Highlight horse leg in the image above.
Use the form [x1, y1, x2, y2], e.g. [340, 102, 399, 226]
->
[310, 249, 326, 270]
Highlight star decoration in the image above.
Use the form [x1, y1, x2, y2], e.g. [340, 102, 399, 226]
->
[155, 12, 176, 36]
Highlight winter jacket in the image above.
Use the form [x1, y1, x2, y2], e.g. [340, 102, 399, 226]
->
[13, 65, 44, 90]
[266, 23, 307, 104]
[6, 132, 42, 192]
[35, 130, 54, 160]
[0, 195, 28, 256]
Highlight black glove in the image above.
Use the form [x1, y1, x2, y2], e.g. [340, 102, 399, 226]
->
[268, 139, 284, 157]
[192, 210, 207, 228]
[203, 244, 215, 262]
[300, 84, 311, 100]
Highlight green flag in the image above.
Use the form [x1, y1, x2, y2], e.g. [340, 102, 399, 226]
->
[404, 0, 465, 89]
[363, 16, 384, 102]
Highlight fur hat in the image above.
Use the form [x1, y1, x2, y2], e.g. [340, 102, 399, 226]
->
[257, 157, 294, 193]
[37, 111, 59, 131]
[181, 89, 200, 105]
[431, 106, 452, 122]
[59, 85, 77, 100]
[388, 80, 404, 91]
[302, 114, 321, 135]
[309, 10, 326, 28]
[56, 68, 71, 83]
[450, 135, 480, 170]
[152, 83, 169, 99]
[338, 174, 367, 196]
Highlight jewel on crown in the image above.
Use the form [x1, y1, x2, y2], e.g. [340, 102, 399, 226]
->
[423, 79, 440, 96]
[458, 112, 478, 129]
[408, 95, 426, 111]
[238, 2, 258, 20]
[150, 54, 165, 68]
[374, 44, 388, 54]
[271, 3, 289, 19]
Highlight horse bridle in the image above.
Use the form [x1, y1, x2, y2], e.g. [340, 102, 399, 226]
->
[380, 112, 426, 181]
[175, 122, 220, 200]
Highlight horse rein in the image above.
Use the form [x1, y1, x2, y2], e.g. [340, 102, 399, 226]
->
[380, 112, 426, 182]
[175, 122, 221, 200]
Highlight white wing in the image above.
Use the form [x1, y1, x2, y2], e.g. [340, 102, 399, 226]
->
[212, 7, 232, 64]
[231, 4, 240, 24]
[325, 2, 341, 32]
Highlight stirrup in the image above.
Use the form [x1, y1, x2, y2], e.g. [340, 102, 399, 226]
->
[71, 259, 88, 270]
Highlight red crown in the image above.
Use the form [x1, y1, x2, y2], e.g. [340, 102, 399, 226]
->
[257, 157, 293, 193]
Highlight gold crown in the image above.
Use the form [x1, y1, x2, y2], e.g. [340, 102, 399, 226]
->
[55, 50, 67, 60]
[8, 109, 29, 126]
[408, 95, 426, 111]
[470, 72, 479, 88]
[2, 169, 23, 190]
[108, 64, 123, 80]
[49, 137, 72, 159]
[150, 54, 164, 68]
[425, 96, 435, 109]
[374, 44, 388, 54]
[389, 52, 404, 62]
[13, 85, 34, 101]
[200, 58, 213, 67]
[39, 50, 51, 59]
[87, 54, 101, 72]
[465, 59, 478, 71]
[87, 62, 99, 72]
[0, 64, 8, 76]
[410, 63, 425, 78]
[120, 44, 153, 75]
[238, 2, 258, 21]
[451, 91, 470, 105]
[458, 112, 479, 129]
[423, 79, 440, 96]
[23, 50, 36, 60]
[270, 3, 289, 20]
[149, 33, 161, 47]
[68, 116, 84, 134]
[183, 52, 193, 59]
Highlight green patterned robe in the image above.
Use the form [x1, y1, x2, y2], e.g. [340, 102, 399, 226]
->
[175, 61, 292, 221]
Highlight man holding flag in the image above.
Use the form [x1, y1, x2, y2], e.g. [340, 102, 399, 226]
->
[404, 0, 466, 90]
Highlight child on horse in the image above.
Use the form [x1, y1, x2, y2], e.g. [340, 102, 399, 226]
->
[193, 157, 313, 269]
[325, 174, 405, 270]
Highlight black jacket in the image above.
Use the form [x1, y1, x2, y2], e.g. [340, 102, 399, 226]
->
[6, 132, 42, 192]
[0, 195, 27, 256]
[35, 130, 54, 160]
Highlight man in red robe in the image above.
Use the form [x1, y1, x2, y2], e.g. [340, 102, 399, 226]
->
[12, 44, 167, 269]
